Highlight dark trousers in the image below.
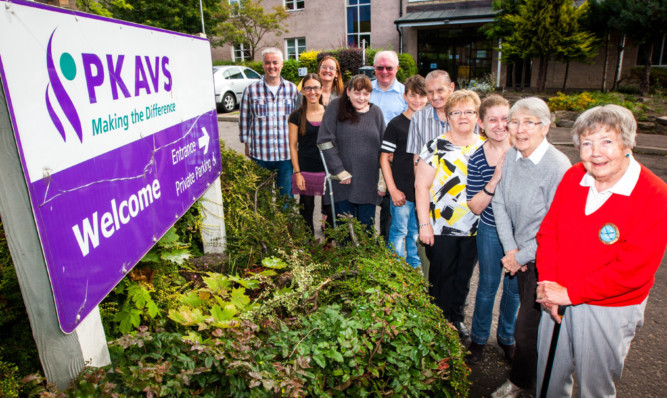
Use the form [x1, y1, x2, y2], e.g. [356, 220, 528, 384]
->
[425, 235, 477, 322]
[510, 261, 542, 389]
[299, 195, 316, 234]
[379, 195, 391, 240]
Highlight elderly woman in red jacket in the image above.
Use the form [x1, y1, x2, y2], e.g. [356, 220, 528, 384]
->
[535, 104, 667, 397]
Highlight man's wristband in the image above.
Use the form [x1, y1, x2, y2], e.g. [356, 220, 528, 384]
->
[483, 187, 495, 196]
[418, 223, 430, 229]
[293, 171, 301, 174]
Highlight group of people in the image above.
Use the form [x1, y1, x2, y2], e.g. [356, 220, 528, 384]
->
[238, 47, 667, 398]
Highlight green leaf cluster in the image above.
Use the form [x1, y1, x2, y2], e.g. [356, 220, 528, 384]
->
[548, 91, 650, 119]
[212, 0, 290, 61]
[77, 0, 224, 36]
[56, 145, 470, 397]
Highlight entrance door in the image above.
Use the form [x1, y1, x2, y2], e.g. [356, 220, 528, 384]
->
[418, 27, 493, 87]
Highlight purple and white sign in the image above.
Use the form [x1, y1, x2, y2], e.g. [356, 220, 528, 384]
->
[0, 0, 221, 333]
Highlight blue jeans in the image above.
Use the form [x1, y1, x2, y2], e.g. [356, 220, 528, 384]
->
[253, 159, 293, 198]
[335, 200, 375, 231]
[388, 200, 421, 268]
[470, 221, 520, 346]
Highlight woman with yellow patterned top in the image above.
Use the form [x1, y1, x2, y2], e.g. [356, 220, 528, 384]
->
[415, 90, 484, 339]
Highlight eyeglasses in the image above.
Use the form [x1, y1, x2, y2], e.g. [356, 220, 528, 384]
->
[507, 120, 542, 131]
[375, 66, 395, 72]
[448, 110, 477, 118]
[302, 86, 322, 92]
[320, 65, 336, 71]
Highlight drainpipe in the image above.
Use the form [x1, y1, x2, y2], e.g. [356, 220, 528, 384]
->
[496, 38, 502, 89]
[396, 0, 403, 54]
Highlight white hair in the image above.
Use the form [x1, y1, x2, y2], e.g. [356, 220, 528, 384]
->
[373, 50, 399, 67]
[261, 47, 283, 61]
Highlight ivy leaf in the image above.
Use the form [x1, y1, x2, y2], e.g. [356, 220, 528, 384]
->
[146, 301, 159, 318]
[230, 288, 250, 308]
[116, 307, 142, 334]
[312, 354, 326, 368]
[141, 250, 160, 263]
[157, 227, 180, 248]
[161, 248, 191, 265]
[168, 307, 206, 326]
[211, 304, 237, 321]
[327, 350, 344, 363]
[261, 256, 287, 269]
[228, 275, 260, 290]
[203, 273, 231, 294]
[181, 292, 204, 307]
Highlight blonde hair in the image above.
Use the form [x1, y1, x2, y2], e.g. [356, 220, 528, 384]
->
[445, 90, 481, 115]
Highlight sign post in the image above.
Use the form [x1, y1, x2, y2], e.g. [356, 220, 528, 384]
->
[0, 0, 223, 387]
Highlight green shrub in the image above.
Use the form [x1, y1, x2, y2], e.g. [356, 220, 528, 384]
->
[548, 91, 596, 112]
[298, 50, 320, 73]
[338, 48, 364, 78]
[0, 361, 20, 398]
[62, 146, 470, 397]
[0, 223, 41, 375]
[397, 53, 418, 83]
[280, 59, 301, 84]
[631, 66, 667, 88]
[244, 60, 263, 76]
[547, 91, 650, 120]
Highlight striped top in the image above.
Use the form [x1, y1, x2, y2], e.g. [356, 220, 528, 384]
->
[466, 144, 496, 226]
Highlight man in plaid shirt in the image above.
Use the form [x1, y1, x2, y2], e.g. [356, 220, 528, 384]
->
[239, 47, 299, 197]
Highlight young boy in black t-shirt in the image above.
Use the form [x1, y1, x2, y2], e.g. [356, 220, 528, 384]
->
[380, 75, 428, 268]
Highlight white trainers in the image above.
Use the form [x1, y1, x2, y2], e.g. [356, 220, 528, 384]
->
[491, 379, 523, 398]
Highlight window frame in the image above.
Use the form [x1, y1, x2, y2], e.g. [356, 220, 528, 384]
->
[232, 43, 250, 62]
[284, 0, 305, 11]
[285, 37, 306, 61]
[346, 0, 371, 48]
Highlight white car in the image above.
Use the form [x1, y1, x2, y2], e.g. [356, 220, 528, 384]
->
[213, 65, 262, 113]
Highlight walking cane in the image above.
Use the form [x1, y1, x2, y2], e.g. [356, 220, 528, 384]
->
[317, 143, 337, 229]
[540, 305, 566, 398]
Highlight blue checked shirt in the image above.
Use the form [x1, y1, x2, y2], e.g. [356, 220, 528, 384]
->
[370, 79, 406, 124]
[239, 77, 298, 161]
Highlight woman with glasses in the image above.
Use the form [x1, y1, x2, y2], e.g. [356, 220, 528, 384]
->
[289, 73, 326, 234]
[318, 55, 344, 106]
[491, 97, 571, 398]
[415, 90, 485, 339]
[317, 74, 385, 230]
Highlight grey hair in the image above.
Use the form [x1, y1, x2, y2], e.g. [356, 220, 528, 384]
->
[425, 69, 451, 84]
[571, 104, 637, 149]
[373, 50, 399, 66]
[508, 97, 552, 126]
[261, 47, 283, 61]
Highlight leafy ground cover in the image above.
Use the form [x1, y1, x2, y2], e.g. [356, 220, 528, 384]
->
[3, 143, 470, 397]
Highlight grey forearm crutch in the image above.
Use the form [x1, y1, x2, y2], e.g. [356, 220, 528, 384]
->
[317, 142, 337, 229]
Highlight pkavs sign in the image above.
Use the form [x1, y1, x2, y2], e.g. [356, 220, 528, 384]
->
[0, 0, 221, 333]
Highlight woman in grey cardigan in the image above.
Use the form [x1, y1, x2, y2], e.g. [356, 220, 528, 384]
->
[317, 75, 385, 230]
[491, 98, 571, 398]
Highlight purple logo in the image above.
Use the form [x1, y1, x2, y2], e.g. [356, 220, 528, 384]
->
[45, 28, 83, 143]
[44, 28, 173, 144]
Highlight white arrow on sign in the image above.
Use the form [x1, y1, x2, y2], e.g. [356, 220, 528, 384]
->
[198, 127, 210, 154]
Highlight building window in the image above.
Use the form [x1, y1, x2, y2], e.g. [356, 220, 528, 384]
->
[233, 44, 250, 62]
[637, 34, 666, 66]
[229, 0, 239, 4]
[346, 0, 371, 48]
[285, 0, 304, 11]
[286, 38, 306, 60]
